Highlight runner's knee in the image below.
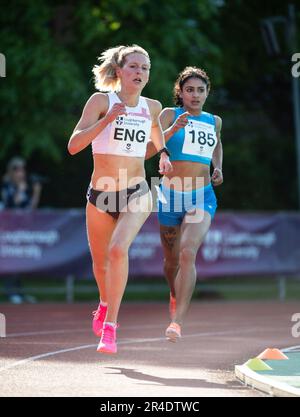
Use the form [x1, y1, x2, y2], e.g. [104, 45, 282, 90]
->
[179, 246, 197, 266]
[92, 261, 107, 277]
[164, 257, 179, 272]
[108, 242, 128, 261]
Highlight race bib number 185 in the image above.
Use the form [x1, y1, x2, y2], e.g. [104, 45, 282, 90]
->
[182, 120, 216, 158]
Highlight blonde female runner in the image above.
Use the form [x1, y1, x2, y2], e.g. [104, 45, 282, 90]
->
[68, 45, 172, 354]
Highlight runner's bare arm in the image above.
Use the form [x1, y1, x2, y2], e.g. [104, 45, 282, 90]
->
[147, 99, 165, 152]
[68, 94, 126, 155]
[161, 108, 186, 141]
[146, 99, 172, 173]
[145, 107, 174, 160]
[212, 115, 223, 186]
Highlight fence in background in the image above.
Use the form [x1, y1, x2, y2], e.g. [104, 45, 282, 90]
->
[0, 209, 300, 301]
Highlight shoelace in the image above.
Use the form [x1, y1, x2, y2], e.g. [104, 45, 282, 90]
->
[102, 326, 115, 344]
[92, 310, 101, 319]
[102, 323, 120, 343]
[92, 305, 107, 320]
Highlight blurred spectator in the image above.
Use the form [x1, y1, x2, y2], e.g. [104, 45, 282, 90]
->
[1, 156, 43, 304]
[1, 157, 42, 209]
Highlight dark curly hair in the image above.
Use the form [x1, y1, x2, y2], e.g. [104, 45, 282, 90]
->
[173, 67, 211, 107]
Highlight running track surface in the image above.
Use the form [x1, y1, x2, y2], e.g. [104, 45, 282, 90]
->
[0, 301, 299, 397]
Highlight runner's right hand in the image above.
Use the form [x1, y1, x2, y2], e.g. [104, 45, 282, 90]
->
[103, 103, 127, 125]
[171, 111, 190, 133]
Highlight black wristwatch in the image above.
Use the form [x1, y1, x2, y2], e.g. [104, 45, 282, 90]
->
[158, 147, 171, 157]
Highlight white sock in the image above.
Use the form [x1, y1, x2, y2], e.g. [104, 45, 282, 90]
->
[104, 321, 116, 328]
[100, 301, 108, 307]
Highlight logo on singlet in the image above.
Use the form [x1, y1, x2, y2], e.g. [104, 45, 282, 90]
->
[116, 116, 124, 125]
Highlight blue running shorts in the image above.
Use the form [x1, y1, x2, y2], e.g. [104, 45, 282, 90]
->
[157, 182, 217, 226]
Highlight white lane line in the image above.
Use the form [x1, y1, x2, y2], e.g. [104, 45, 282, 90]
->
[0, 328, 257, 373]
[6, 317, 291, 339]
[6, 319, 272, 338]
[7, 329, 88, 337]
[0, 344, 96, 373]
[6, 321, 199, 338]
[282, 345, 300, 352]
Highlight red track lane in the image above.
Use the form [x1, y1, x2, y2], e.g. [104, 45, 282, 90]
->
[0, 301, 299, 397]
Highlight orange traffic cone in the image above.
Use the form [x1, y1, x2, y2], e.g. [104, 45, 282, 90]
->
[256, 348, 288, 360]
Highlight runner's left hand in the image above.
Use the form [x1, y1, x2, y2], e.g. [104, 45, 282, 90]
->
[212, 168, 223, 186]
[158, 153, 173, 175]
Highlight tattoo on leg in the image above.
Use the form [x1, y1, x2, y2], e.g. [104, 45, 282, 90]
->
[161, 227, 179, 250]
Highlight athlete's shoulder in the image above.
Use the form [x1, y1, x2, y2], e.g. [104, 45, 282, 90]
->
[83, 92, 109, 117]
[214, 114, 222, 131]
[144, 98, 162, 120]
[161, 107, 176, 114]
[144, 97, 162, 112]
[85, 92, 108, 108]
[160, 107, 176, 119]
[201, 110, 214, 119]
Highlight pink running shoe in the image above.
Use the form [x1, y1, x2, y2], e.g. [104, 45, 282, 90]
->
[97, 323, 118, 354]
[92, 303, 107, 337]
[165, 322, 181, 343]
[169, 293, 176, 320]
